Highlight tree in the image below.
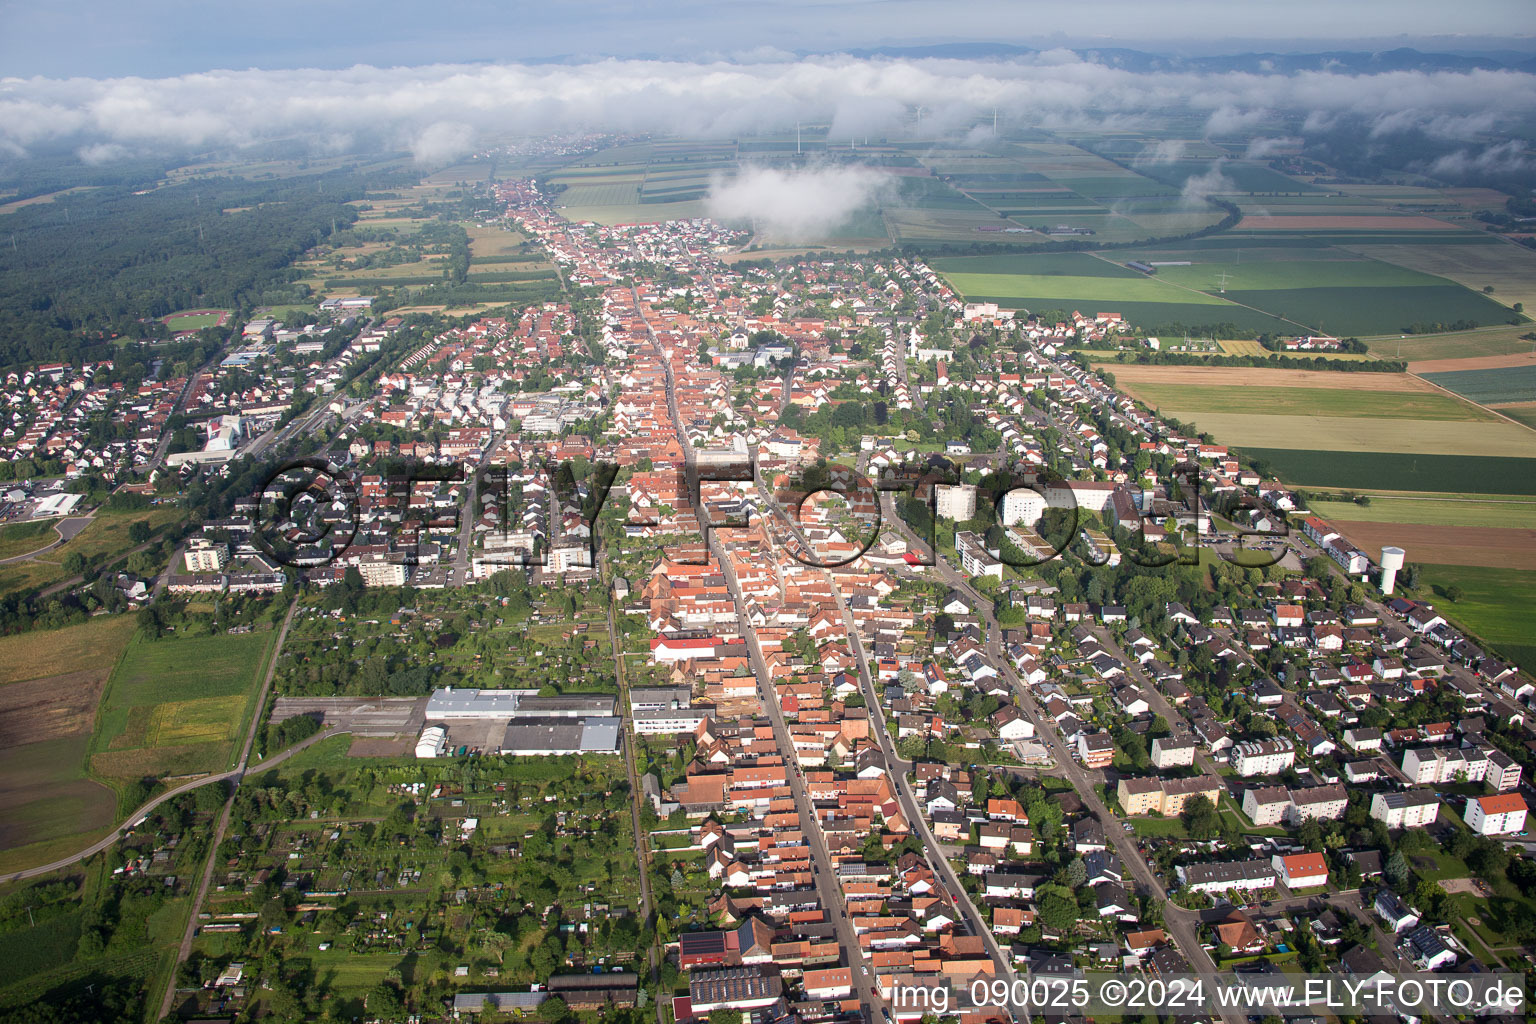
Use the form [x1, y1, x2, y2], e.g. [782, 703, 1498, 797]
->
[1180, 794, 1221, 840]
[1445, 585, 1465, 602]
[127, 520, 152, 544]
[1384, 850, 1411, 890]
[1036, 885, 1079, 934]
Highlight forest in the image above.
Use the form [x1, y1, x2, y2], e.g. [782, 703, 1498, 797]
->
[0, 166, 417, 368]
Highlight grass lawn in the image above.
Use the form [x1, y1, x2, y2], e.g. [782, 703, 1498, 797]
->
[0, 519, 57, 560]
[1412, 564, 1536, 672]
[0, 506, 183, 594]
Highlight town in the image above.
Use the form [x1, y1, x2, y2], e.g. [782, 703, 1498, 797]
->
[0, 167, 1533, 1024]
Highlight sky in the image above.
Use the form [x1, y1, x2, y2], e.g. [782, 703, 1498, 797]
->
[1, 0, 1532, 78]
[0, 1, 1533, 172]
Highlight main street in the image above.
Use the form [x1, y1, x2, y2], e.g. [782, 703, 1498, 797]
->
[644, 298, 885, 1016]
[755, 478, 1019, 1009]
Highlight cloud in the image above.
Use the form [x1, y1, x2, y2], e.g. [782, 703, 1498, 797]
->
[409, 121, 474, 165]
[1180, 161, 1236, 204]
[1243, 135, 1299, 159]
[1204, 105, 1267, 136]
[77, 141, 129, 164]
[705, 163, 895, 240]
[1135, 139, 1186, 166]
[1426, 140, 1531, 178]
[1, 56, 1534, 163]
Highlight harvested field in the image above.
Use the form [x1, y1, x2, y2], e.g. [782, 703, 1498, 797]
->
[1163, 412, 1536, 456]
[0, 615, 133, 685]
[1332, 521, 1536, 571]
[1105, 365, 1436, 391]
[0, 670, 110, 747]
[1409, 352, 1536, 374]
[1236, 215, 1460, 230]
[1136, 385, 1481, 421]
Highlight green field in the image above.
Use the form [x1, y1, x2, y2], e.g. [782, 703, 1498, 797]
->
[1126, 383, 1486, 421]
[1422, 364, 1536, 406]
[1236, 448, 1536, 495]
[90, 629, 275, 785]
[160, 309, 229, 330]
[1415, 564, 1536, 672]
[1309, 496, 1536, 530]
[1364, 325, 1536, 361]
[0, 519, 56, 560]
[934, 252, 1293, 332]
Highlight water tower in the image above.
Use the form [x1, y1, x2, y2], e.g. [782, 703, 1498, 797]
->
[1380, 546, 1406, 595]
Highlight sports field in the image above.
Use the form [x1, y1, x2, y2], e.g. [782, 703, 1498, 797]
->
[1235, 448, 1536, 495]
[89, 629, 276, 787]
[161, 309, 230, 331]
[1415, 564, 1536, 672]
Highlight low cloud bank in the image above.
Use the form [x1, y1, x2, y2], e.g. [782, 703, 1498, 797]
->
[706, 164, 895, 240]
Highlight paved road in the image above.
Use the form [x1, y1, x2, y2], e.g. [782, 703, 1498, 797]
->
[0, 515, 94, 564]
[757, 478, 1018, 1009]
[5, 604, 307, 887]
[159, 600, 301, 1020]
[644, 301, 883, 1016]
[877, 491, 1244, 1024]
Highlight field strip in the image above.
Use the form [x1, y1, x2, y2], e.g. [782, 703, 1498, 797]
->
[1104, 365, 1434, 391]
[1162, 410, 1536, 456]
[1410, 370, 1536, 435]
[1083, 252, 1316, 333]
[1331, 520, 1536, 571]
[1408, 351, 1536, 374]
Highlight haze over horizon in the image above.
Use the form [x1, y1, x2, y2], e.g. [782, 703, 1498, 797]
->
[1, 0, 1532, 79]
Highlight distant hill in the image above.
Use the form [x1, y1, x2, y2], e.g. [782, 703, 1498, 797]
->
[821, 43, 1532, 74]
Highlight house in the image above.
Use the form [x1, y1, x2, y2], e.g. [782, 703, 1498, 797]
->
[1272, 852, 1329, 890]
[1149, 736, 1196, 769]
[1373, 889, 1420, 934]
[1177, 859, 1276, 894]
[1076, 732, 1115, 769]
[1405, 925, 1457, 970]
[1464, 793, 1528, 836]
[1369, 791, 1439, 829]
[1214, 909, 1265, 954]
[1229, 738, 1296, 776]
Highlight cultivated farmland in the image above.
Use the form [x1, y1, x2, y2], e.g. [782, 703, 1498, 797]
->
[1331, 520, 1536, 571]
[1234, 448, 1536, 495]
[89, 629, 276, 788]
[1421, 364, 1536, 407]
[1309, 495, 1536, 530]
[0, 616, 135, 868]
[1165, 413, 1536, 457]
